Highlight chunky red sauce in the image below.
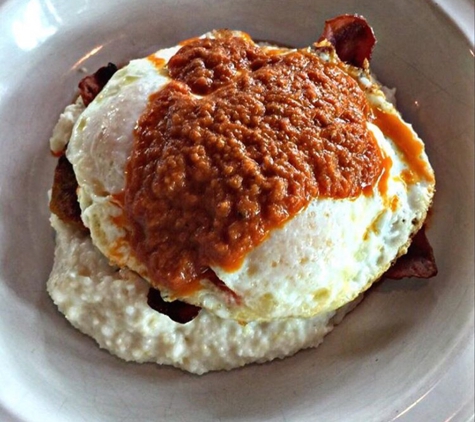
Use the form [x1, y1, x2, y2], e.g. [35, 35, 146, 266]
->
[168, 32, 274, 95]
[124, 32, 383, 294]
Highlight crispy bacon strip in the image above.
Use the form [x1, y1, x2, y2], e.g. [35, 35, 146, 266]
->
[78, 63, 118, 107]
[384, 226, 438, 279]
[147, 288, 201, 324]
[318, 14, 376, 67]
[50, 155, 88, 232]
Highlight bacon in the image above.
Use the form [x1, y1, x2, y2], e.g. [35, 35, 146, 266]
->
[78, 63, 118, 107]
[147, 288, 201, 324]
[50, 155, 88, 232]
[318, 14, 376, 67]
[384, 226, 438, 279]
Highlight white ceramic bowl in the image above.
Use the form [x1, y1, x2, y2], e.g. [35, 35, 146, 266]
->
[0, 1, 473, 421]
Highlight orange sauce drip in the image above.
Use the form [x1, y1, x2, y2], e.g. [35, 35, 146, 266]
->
[362, 132, 392, 197]
[390, 195, 399, 212]
[400, 168, 417, 185]
[373, 108, 434, 183]
[147, 54, 166, 70]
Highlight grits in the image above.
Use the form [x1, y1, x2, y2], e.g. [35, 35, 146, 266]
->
[47, 214, 361, 374]
[65, 31, 435, 322]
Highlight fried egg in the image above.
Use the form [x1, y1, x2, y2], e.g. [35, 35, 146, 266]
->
[66, 30, 435, 322]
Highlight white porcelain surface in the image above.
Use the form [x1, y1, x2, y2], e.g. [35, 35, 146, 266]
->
[0, 0, 473, 421]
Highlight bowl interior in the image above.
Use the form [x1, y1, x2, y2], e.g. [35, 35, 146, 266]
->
[0, 0, 473, 421]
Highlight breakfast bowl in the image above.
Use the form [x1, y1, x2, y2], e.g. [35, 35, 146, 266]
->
[0, 0, 473, 421]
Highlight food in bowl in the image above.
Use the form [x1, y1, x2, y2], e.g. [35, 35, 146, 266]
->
[47, 15, 436, 374]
